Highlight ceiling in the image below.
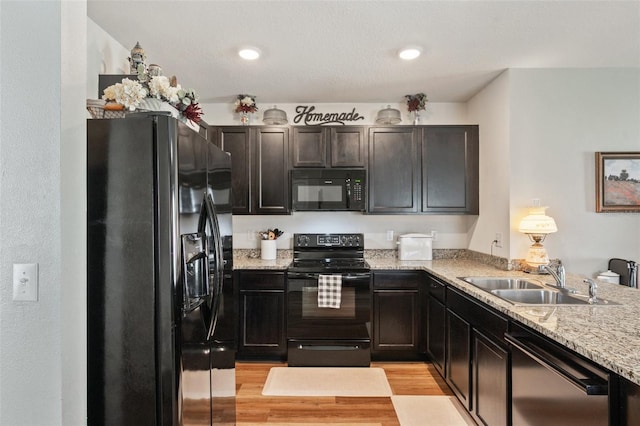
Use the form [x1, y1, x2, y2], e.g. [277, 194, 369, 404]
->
[88, 1, 640, 105]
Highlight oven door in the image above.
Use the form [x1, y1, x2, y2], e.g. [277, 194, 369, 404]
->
[286, 271, 371, 340]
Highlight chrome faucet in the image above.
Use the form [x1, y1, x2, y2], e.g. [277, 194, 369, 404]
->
[542, 263, 576, 293]
[584, 278, 598, 304]
[543, 263, 565, 287]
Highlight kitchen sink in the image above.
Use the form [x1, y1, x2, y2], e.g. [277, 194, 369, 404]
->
[460, 277, 544, 291]
[491, 289, 619, 305]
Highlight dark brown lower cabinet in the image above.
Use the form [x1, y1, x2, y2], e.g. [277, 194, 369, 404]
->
[446, 309, 471, 409]
[425, 277, 446, 376]
[237, 271, 286, 360]
[621, 377, 640, 425]
[372, 271, 422, 360]
[473, 330, 509, 426]
[373, 290, 419, 359]
[444, 283, 510, 425]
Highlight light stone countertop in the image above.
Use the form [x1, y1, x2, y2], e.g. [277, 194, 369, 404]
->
[233, 250, 640, 385]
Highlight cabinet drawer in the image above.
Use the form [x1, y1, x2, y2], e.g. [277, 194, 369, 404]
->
[447, 287, 508, 343]
[373, 270, 424, 289]
[427, 276, 446, 302]
[237, 271, 285, 290]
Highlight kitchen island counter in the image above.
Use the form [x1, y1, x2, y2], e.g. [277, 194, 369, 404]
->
[368, 257, 640, 386]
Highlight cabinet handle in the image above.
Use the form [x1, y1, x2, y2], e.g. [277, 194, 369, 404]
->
[505, 332, 608, 396]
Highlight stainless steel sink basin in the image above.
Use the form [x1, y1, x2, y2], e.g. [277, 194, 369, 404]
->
[460, 277, 544, 291]
[491, 289, 619, 305]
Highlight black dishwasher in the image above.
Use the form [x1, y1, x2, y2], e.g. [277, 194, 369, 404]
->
[506, 324, 614, 426]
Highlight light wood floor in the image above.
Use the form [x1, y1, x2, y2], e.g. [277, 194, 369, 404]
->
[233, 361, 454, 425]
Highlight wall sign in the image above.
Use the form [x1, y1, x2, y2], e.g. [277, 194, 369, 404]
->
[293, 105, 365, 126]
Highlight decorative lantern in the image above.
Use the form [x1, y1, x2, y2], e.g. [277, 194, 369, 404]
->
[129, 41, 146, 74]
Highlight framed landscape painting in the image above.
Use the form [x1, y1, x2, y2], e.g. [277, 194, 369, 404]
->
[595, 152, 640, 212]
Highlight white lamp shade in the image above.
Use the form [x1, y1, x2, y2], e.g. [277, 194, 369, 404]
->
[518, 207, 557, 234]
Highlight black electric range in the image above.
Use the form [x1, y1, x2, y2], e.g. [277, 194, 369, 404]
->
[286, 233, 371, 367]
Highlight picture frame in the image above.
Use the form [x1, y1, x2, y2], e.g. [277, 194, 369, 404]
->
[595, 152, 640, 212]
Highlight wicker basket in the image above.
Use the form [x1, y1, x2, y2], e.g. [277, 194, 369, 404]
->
[87, 106, 127, 119]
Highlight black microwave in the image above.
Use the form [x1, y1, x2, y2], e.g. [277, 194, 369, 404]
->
[291, 169, 366, 211]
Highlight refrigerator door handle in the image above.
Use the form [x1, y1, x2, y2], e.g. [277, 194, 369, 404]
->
[198, 193, 225, 339]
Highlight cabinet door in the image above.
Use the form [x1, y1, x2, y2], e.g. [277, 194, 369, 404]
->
[373, 290, 419, 359]
[473, 330, 508, 426]
[330, 127, 366, 167]
[217, 127, 251, 214]
[368, 127, 420, 213]
[238, 290, 286, 359]
[292, 127, 327, 167]
[427, 296, 446, 376]
[422, 126, 479, 214]
[253, 127, 290, 214]
[446, 308, 471, 409]
[622, 377, 640, 426]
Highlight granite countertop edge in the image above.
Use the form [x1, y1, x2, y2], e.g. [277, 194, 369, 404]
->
[233, 250, 640, 385]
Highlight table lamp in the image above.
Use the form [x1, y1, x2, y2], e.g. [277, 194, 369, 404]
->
[518, 206, 557, 267]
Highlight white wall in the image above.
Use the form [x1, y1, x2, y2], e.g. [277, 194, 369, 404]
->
[200, 101, 468, 127]
[467, 71, 512, 259]
[86, 17, 129, 99]
[1, 1, 63, 424]
[509, 68, 640, 277]
[61, 2, 87, 424]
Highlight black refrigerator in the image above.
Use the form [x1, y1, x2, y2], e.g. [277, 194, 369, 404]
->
[87, 113, 236, 425]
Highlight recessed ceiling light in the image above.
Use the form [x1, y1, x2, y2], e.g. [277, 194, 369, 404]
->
[238, 47, 261, 60]
[398, 46, 422, 60]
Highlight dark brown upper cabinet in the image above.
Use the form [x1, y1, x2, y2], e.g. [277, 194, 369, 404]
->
[421, 126, 479, 214]
[292, 126, 366, 168]
[368, 127, 421, 213]
[368, 125, 478, 215]
[212, 126, 290, 215]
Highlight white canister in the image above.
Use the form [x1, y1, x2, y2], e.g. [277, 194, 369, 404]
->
[260, 240, 277, 260]
[596, 270, 620, 284]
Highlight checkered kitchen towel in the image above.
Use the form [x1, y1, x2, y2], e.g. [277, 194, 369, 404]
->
[318, 274, 342, 309]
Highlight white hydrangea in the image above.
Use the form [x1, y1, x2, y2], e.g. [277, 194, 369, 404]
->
[240, 96, 255, 106]
[102, 85, 117, 101]
[106, 78, 147, 111]
[148, 76, 171, 99]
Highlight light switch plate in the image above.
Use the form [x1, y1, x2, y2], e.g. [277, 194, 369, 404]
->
[13, 263, 38, 302]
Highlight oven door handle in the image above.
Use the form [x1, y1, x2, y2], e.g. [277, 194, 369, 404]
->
[287, 272, 371, 280]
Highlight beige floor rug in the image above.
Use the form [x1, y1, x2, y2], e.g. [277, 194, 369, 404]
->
[391, 396, 475, 426]
[261, 367, 393, 396]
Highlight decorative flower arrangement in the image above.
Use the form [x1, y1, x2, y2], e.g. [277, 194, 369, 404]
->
[102, 68, 202, 123]
[234, 94, 258, 114]
[258, 229, 283, 240]
[405, 93, 428, 112]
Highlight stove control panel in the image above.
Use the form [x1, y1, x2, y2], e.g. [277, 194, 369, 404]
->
[294, 233, 364, 248]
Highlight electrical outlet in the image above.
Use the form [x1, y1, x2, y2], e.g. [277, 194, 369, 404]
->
[386, 230, 394, 241]
[431, 230, 438, 241]
[495, 232, 503, 248]
[13, 263, 38, 302]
